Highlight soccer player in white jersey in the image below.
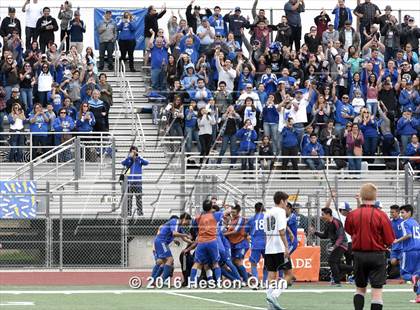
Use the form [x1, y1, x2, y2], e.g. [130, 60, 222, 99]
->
[264, 191, 289, 310]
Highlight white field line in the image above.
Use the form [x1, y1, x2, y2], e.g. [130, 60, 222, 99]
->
[166, 292, 265, 310]
[0, 288, 412, 294]
[0, 302, 34, 306]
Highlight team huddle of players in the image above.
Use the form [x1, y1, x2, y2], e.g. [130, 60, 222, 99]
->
[149, 190, 420, 308]
[150, 194, 297, 288]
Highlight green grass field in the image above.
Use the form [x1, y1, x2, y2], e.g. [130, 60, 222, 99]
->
[0, 285, 418, 309]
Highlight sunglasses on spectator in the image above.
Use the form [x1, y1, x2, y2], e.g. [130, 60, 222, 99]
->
[60, 111, 67, 114]
[342, 96, 349, 99]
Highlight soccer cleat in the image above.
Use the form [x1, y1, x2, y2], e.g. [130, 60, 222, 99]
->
[415, 295, 420, 303]
[412, 275, 419, 293]
[347, 275, 355, 284]
[331, 282, 342, 287]
[266, 295, 286, 310]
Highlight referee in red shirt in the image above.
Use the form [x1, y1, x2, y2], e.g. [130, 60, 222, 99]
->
[345, 183, 395, 310]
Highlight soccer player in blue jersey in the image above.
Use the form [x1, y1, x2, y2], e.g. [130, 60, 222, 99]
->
[189, 200, 231, 284]
[217, 208, 242, 281]
[393, 205, 420, 291]
[246, 202, 267, 282]
[283, 202, 298, 285]
[151, 213, 192, 282]
[224, 204, 250, 282]
[389, 205, 403, 271]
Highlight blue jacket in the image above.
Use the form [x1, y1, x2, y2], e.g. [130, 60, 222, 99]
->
[236, 128, 257, 152]
[262, 105, 279, 124]
[396, 117, 419, 136]
[332, 7, 352, 30]
[238, 73, 254, 92]
[121, 155, 149, 182]
[334, 100, 354, 125]
[53, 116, 75, 133]
[399, 89, 420, 111]
[76, 112, 96, 132]
[68, 19, 86, 42]
[383, 68, 399, 86]
[302, 141, 325, 157]
[257, 91, 268, 107]
[65, 106, 78, 121]
[184, 108, 198, 128]
[405, 143, 420, 156]
[301, 133, 310, 152]
[117, 21, 136, 41]
[282, 126, 299, 148]
[360, 120, 379, 138]
[260, 73, 278, 95]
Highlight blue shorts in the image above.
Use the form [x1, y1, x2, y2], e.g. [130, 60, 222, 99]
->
[249, 248, 265, 264]
[154, 240, 172, 260]
[195, 240, 220, 264]
[401, 250, 420, 280]
[390, 249, 402, 261]
[231, 247, 249, 260]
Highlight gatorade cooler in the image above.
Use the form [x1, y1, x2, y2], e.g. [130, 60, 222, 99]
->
[297, 228, 306, 247]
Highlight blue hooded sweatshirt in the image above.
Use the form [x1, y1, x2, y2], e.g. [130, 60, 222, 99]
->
[360, 120, 379, 138]
[302, 141, 325, 157]
[121, 156, 150, 182]
[117, 21, 136, 41]
[236, 128, 257, 152]
[76, 111, 96, 132]
[282, 126, 299, 148]
[262, 105, 279, 124]
[396, 116, 419, 136]
[405, 143, 419, 156]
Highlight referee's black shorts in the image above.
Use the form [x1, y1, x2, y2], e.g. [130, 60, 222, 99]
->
[353, 251, 387, 289]
[264, 253, 285, 272]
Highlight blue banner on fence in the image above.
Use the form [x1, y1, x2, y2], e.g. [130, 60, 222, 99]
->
[94, 8, 147, 50]
[0, 181, 38, 219]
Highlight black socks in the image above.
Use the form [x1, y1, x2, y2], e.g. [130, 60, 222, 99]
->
[353, 294, 365, 310]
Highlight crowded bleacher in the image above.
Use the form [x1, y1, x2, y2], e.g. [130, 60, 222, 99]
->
[0, 0, 419, 172]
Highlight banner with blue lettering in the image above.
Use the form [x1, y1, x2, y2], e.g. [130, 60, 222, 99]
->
[94, 8, 147, 50]
[0, 181, 38, 219]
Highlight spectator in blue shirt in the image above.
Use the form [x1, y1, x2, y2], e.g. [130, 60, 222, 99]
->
[359, 110, 379, 162]
[179, 30, 201, 65]
[333, 92, 355, 135]
[148, 34, 168, 95]
[399, 81, 420, 113]
[121, 146, 149, 216]
[262, 94, 280, 154]
[53, 108, 75, 161]
[76, 103, 96, 132]
[117, 12, 136, 72]
[281, 118, 299, 171]
[302, 133, 325, 170]
[208, 6, 227, 37]
[397, 108, 419, 154]
[68, 11, 86, 54]
[405, 134, 420, 169]
[236, 119, 257, 171]
[29, 102, 50, 159]
[184, 100, 201, 153]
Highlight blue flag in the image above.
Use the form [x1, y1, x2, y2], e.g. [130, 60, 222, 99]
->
[0, 181, 38, 219]
[94, 8, 147, 50]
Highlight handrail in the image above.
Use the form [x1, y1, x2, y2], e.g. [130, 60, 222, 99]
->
[117, 51, 147, 153]
[10, 137, 76, 178]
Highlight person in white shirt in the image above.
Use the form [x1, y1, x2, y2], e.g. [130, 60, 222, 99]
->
[264, 191, 289, 310]
[215, 48, 236, 93]
[236, 83, 263, 112]
[196, 17, 215, 54]
[22, 0, 42, 50]
[288, 85, 313, 144]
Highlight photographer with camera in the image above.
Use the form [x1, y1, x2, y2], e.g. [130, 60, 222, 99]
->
[121, 146, 149, 217]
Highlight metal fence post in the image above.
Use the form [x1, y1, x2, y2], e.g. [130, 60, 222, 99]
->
[180, 143, 186, 213]
[59, 194, 63, 271]
[111, 137, 116, 209]
[404, 164, 410, 205]
[74, 137, 81, 191]
[45, 182, 51, 268]
[121, 176, 128, 268]
[30, 161, 34, 181]
[416, 192, 420, 223]
[315, 191, 321, 246]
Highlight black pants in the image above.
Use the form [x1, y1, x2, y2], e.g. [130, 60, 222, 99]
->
[127, 182, 142, 216]
[199, 134, 212, 164]
[290, 25, 302, 52]
[282, 146, 298, 170]
[119, 39, 136, 69]
[344, 242, 353, 267]
[60, 29, 70, 52]
[99, 42, 115, 69]
[25, 27, 37, 51]
[329, 247, 353, 284]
